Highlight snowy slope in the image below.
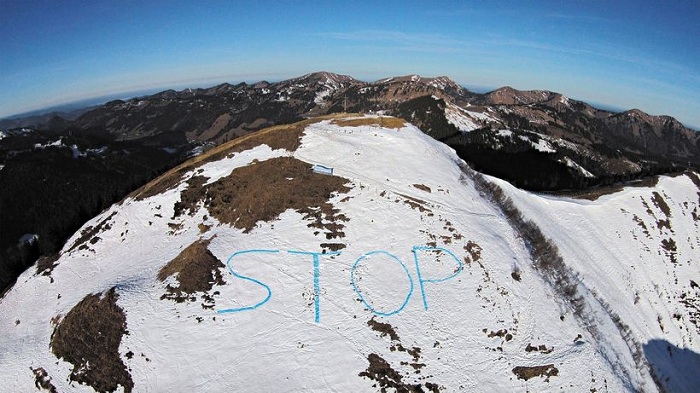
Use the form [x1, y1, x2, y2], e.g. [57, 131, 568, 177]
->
[443, 100, 497, 132]
[0, 115, 698, 392]
[495, 174, 700, 393]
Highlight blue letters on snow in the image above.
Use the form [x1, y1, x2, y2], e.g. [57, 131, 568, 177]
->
[217, 246, 465, 322]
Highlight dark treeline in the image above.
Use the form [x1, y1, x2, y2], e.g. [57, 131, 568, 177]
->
[0, 130, 191, 294]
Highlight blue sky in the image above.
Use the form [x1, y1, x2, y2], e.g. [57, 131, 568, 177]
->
[1, 0, 698, 128]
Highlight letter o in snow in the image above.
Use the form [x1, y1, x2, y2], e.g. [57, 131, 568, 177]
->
[350, 251, 414, 316]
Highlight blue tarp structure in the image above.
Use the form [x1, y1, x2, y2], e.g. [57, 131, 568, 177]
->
[312, 164, 334, 176]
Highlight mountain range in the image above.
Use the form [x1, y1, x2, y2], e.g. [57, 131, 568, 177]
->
[1, 113, 698, 392]
[39, 71, 700, 186]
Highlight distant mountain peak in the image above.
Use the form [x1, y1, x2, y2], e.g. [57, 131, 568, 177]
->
[293, 71, 359, 86]
[486, 86, 556, 105]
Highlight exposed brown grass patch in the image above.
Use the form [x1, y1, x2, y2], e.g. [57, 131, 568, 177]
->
[367, 317, 400, 341]
[651, 192, 671, 217]
[565, 176, 660, 200]
[564, 184, 625, 201]
[174, 156, 351, 234]
[511, 270, 522, 281]
[50, 287, 133, 393]
[412, 184, 431, 193]
[397, 193, 432, 214]
[173, 175, 209, 218]
[632, 214, 650, 237]
[157, 238, 225, 306]
[486, 329, 509, 339]
[198, 223, 211, 233]
[464, 241, 482, 262]
[656, 218, 672, 231]
[320, 243, 346, 252]
[661, 238, 678, 264]
[332, 116, 406, 129]
[359, 353, 439, 392]
[525, 343, 553, 354]
[512, 364, 559, 382]
[36, 253, 60, 280]
[67, 212, 117, 252]
[685, 171, 700, 190]
[134, 115, 349, 201]
[630, 175, 660, 188]
[31, 367, 58, 393]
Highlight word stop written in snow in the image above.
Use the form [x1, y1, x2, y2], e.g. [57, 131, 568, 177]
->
[217, 246, 464, 323]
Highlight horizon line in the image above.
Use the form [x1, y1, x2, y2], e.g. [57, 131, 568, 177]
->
[2, 72, 698, 131]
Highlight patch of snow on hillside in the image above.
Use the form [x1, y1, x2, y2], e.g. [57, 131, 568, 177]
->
[69, 145, 85, 158]
[553, 138, 582, 153]
[559, 95, 571, 108]
[443, 102, 492, 132]
[314, 89, 331, 105]
[196, 144, 289, 186]
[0, 131, 6, 140]
[496, 173, 700, 392]
[445, 107, 480, 132]
[561, 157, 594, 178]
[34, 139, 63, 149]
[497, 129, 514, 137]
[18, 233, 38, 245]
[465, 109, 497, 123]
[427, 77, 455, 90]
[518, 135, 556, 153]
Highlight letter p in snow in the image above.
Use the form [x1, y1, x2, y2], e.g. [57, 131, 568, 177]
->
[412, 246, 463, 310]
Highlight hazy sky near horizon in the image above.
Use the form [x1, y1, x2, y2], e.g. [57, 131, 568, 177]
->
[1, 0, 698, 128]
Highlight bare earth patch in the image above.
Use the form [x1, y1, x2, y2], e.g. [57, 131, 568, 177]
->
[67, 211, 117, 252]
[359, 353, 439, 393]
[367, 317, 400, 342]
[157, 238, 225, 307]
[685, 171, 700, 191]
[35, 253, 60, 280]
[563, 176, 659, 201]
[651, 191, 671, 217]
[50, 287, 133, 393]
[679, 282, 700, 334]
[363, 317, 440, 389]
[397, 193, 432, 214]
[512, 364, 559, 382]
[174, 156, 351, 235]
[661, 238, 678, 264]
[332, 116, 406, 129]
[525, 343, 553, 354]
[30, 367, 58, 393]
[412, 183, 432, 193]
[134, 116, 333, 201]
[464, 241, 483, 263]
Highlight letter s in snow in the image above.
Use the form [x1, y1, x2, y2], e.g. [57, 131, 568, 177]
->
[217, 249, 278, 314]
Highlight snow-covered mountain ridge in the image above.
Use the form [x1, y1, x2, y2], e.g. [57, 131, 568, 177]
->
[1, 114, 698, 392]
